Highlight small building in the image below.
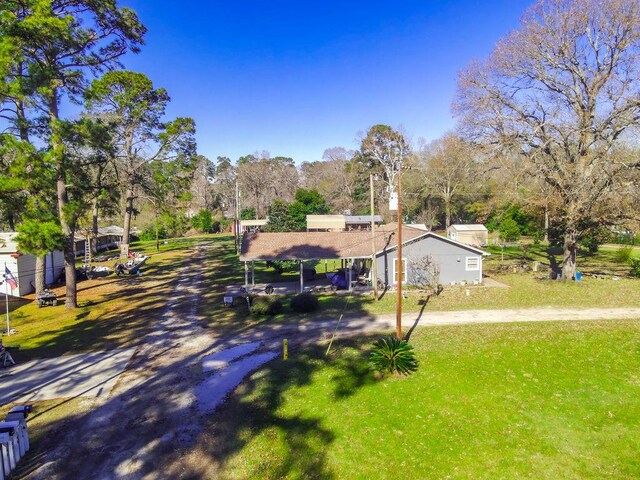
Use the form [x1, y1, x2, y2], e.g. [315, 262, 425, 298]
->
[344, 215, 384, 231]
[306, 215, 346, 232]
[447, 224, 488, 247]
[240, 225, 487, 290]
[306, 214, 383, 232]
[0, 232, 65, 297]
[235, 219, 268, 234]
[74, 225, 125, 256]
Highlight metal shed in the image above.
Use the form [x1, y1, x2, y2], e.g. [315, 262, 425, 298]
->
[446, 224, 489, 247]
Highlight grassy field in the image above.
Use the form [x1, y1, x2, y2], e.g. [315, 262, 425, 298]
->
[203, 319, 640, 479]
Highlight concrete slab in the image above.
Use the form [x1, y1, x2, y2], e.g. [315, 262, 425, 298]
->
[196, 351, 277, 414]
[0, 348, 136, 405]
[202, 342, 261, 372]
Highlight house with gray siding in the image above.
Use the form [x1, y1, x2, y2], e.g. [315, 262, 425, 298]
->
[376, 232, 485, 287]
[240, 225, 487, 290]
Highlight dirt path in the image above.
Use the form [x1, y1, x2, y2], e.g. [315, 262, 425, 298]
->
[25, 244, 222, 479]
[207, 306, 640, 354]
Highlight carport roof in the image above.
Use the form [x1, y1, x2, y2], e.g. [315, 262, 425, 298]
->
[240, 225, 426, 261]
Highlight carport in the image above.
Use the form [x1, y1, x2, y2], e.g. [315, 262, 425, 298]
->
[239, 226, 426, 293]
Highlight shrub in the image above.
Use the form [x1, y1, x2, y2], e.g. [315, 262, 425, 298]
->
[268, 260, 298, 273]
[498, 218, 521, 243]
[630, 259, 640, 278]
[250, 296, 283, 316]
[191, 209, 213, 233]
[369, 336, 418, 375]
[139, 225, 167, 241]
[615, 246, 633, 263]
[290, 292, 319, 313]
[580, 226, 613, 253]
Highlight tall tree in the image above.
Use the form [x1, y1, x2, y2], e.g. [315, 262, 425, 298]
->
[210, 156, 236, 216]
[360, 125, 410, 192]
[237, 153, 298, 218]
[0, 0, 146, 308]
[455, 0, 640, 279]
[85, 71, 195, 255]
[418, 133, 478, 228]
[288, 189, 330, 231]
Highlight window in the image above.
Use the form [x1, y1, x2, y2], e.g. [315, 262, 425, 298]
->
[466, 256, 480, 271]
[393, 258, 407, 284]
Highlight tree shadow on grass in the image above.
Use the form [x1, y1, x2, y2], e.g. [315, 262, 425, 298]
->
[173, 341, 378, 479]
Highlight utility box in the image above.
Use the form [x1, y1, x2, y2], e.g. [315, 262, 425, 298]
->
[0, 405, 32, 478]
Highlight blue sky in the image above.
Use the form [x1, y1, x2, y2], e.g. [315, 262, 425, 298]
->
[121, 0, 533, 163]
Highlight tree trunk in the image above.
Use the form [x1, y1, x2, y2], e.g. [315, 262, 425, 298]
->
[50, 89, 77, 309]
[445, 200, 451, 229]
[543, 204, 549, 244]
[7, 214, 15, 231]
[121, 188, 134, 258]
[91, 196, 99, 254]
[58, 175, 77, 309]
[155, 209, 160, 252]
[34, 255, 46, 297]
[561, 228, 578, 281]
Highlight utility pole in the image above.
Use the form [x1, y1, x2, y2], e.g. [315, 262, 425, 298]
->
[396, 167, 403, 340]
[370, 174, 379, 300]
[235, 180, 240, 254]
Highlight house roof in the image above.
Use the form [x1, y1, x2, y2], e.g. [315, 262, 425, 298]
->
[0, 232, 19, 254]
[75, 225, 125, 241]
[240, 224, 427, 261]
[383, 231, 488, 256]
[98, 225, 125, 236]
[448, 224, 488, 232]
[407, 223, 429, 231]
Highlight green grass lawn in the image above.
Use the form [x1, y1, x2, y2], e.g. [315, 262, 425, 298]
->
[484, 242, 640, 275]
[205, 319, 640, 479]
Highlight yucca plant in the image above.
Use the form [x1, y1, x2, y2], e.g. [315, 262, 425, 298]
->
[369, 336, 419, 375]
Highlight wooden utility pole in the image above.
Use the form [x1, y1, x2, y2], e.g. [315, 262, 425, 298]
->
[396, 167, 403, 340]
[235, 180, 240, 254]
[370, 174, 379, 300]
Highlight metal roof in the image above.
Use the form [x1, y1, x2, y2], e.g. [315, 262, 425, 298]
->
[344, 215, 383, 224]
[448, 224, 488, 231]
